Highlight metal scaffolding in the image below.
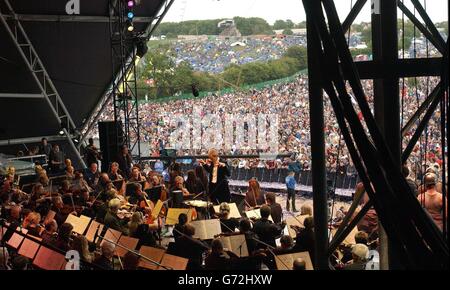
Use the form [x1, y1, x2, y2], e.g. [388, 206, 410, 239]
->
[0, 0, 86, 168]
[303, 0, 449, 269]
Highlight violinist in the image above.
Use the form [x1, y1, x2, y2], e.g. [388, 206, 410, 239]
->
[71, 171, 93, 193]
[146, 174, 168, 203]
[104, 198, 129, 235]
[129, 167, 146, 183]
[245, 178, 266, 210]
[199, 148, 231, 204]
[30, 183, 52, 212]
[169, 176, 190, 208]
[41, 219, 58, 244]
[84, 162, 100, 189]
[218, 202, 239, 233]
[128, 211, 157, 248]
[51, 196, 70, 227]
[22, 211, 42, 238]
[108, 162, 123, 182]
[49, 222, 73, 252]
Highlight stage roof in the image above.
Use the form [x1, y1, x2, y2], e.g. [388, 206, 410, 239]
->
[0, 0, 169, 141]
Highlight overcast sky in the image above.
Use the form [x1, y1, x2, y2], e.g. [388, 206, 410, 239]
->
[161, 0, 448, 25]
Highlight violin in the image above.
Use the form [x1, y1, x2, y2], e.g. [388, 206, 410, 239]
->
[117, 208, 133, 220]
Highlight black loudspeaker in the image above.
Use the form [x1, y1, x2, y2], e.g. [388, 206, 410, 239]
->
[98, 121, 124, 173]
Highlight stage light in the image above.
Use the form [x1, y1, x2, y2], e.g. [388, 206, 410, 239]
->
[59, 129, 65, 136]
[126, 20, 134, 32]
[127, 12, 134, 19]
[127, 0, 134, 8]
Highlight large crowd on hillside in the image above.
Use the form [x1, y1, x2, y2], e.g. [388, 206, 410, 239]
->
[165, 36, 306, 73]
[94, 74, 443, 183]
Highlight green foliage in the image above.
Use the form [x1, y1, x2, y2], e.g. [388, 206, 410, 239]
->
[232, 17, 273, 35]
[137, 43, 308, 99]
[154, 17, 273, 38]
[282, 29, 294, 35]
[273, 19, 295, 30]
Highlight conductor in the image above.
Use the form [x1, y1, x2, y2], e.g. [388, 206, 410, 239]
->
[199, 148, 231, 204]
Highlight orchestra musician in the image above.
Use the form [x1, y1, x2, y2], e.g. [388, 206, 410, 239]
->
[199, 148, 231, 204]
[84, 137, 102, 166]
[129, 167, 147, 183]
[245, 178, 266, 210]
[108, 162, 124, 182]
[104, 198, 130, 235]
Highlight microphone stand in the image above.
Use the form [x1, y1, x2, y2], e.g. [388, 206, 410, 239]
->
[98, 234, 172, 270]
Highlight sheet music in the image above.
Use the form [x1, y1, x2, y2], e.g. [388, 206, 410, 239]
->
[165, 208, 192, 225]
[191, 219, 222, 240]
[245, 208, 273, 222]
[213, 203, 241, 219]
[65, 214, 91, 235]
[219, 234, 249, 257]
[151, 200, 164, 220]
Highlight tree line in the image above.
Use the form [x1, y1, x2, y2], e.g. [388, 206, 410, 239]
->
[136, 45, 308, 99]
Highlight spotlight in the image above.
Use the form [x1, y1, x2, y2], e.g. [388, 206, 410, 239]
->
[127, 12, 134, 19]
[127, 20, 134, 32]
[127, 0, 134, 8]
[59, 118, 68, 136]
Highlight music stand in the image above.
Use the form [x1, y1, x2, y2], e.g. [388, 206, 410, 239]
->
[170, 190, 184, 208]
[33, 246, 67, 270]
[6, 227, 28, 249]
[157, 253, 188, 270]
[65, 214, 91, 236]
[145, 186, 162, 204]
[100, 228, 122, 248]
[85, 220, 104, 243]
[18, 237, 41, 260]
[114, 236, 139, 258]
[138, 246, 165, 270]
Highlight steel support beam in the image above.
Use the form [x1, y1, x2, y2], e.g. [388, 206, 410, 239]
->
[0, 93, 44, 99]
[401, 81, 442, 136]
[304, 0, 329, 270]
[402, 85, 444, 163]
[0, 0, 86, 169]
[352, 58, 443, 79]
[410, 0, 447, 52]
[397, 0, 445, 54]
[342, 0, 367, 33]
[0, 135, 67, 146]
[1, 14, 154, 23]
[79, 0, 174, 148]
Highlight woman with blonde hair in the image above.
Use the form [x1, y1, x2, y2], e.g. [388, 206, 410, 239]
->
[72, 235, 93, 264]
